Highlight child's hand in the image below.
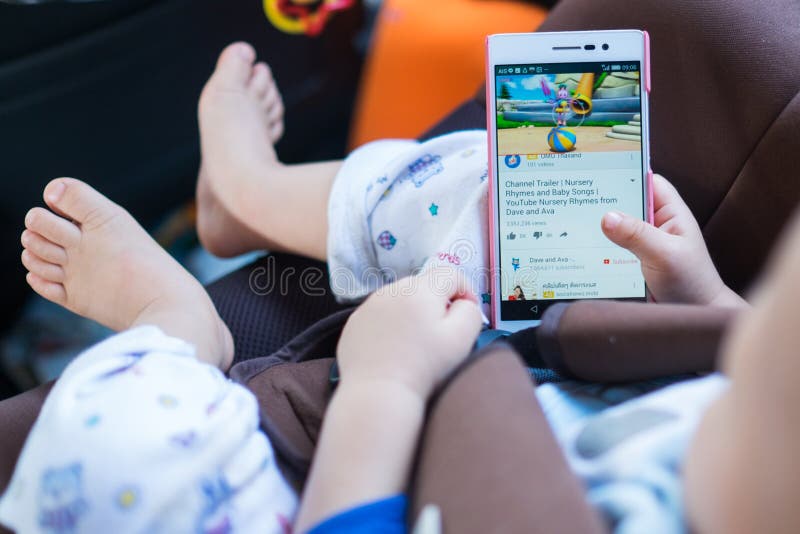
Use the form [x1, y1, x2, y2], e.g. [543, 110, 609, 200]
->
[298, 271, 481, 530]
[601, 174, 746, 307]
[337, 270, 483, 400]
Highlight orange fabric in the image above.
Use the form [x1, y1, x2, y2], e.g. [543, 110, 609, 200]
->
[349, 0, 548, 149]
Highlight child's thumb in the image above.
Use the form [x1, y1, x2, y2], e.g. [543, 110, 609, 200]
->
[601, 211, 670, 263]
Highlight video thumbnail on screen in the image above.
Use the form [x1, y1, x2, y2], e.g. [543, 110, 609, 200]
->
[496, 70, 642, 156]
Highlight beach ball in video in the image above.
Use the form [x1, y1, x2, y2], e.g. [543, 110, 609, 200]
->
[547, 126, 577, 152]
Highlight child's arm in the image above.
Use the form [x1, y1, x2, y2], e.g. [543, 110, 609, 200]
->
[601, 174, 747, 308]
[684, 213, 800, 534]
[294, 271, 483, 532]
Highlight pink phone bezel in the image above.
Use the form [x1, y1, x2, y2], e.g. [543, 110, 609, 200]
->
[644, 30, 654, 225]
[485, 37, 499, 326]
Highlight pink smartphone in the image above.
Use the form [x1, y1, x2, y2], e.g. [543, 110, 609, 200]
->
[486, 30, 652, 332]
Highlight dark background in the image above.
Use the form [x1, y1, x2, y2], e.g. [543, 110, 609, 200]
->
[0, 0, 365, 323]
[0, 0, 560, 399]
[0, 0, 366, 398]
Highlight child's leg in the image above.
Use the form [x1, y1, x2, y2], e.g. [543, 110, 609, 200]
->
[20, 178, 233, 369]
[196, 43, 340, 261]
[196, 43, 489, 294]
[8, 178, 299, 532]
[685, 212, 800, 534]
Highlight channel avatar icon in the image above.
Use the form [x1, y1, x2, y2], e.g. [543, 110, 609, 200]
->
[504, 154, 521, 169]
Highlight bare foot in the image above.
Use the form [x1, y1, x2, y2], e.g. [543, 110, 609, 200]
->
[21, 178, 234, 370]
[197, 42, 286, 258]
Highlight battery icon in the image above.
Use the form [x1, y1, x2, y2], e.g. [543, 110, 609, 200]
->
[611, 64, 621, 71]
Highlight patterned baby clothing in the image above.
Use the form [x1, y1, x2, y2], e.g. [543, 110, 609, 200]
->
[0, 326, 297, 534]
[327, 130, 490, 312]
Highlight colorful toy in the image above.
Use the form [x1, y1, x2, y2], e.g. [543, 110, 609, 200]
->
[263, 0, 355, 37]
[554, 84, 570, 125]
[547, 126, 577, 152]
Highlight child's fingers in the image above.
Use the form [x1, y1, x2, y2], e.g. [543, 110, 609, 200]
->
[443, 298, 483, 346]
[447, 270, 479, 304]
[601, 210, 675, 264]
[652, 174, 695, 224]
[417, 268, 477, 306]
[652, 174, 681, 209]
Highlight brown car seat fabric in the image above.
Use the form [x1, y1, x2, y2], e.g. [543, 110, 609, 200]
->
[236, 342, 605, 534]
[0, 381, 53, 497]
[456, 0, 800, 294]
[205, 253, 348, 365]
[536, 0, 800, 296]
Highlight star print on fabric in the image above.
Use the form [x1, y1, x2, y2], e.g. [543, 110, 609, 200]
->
[116, 486, 140, 510]
[85, 414, 101, 427]
[429, 203, 439, 216]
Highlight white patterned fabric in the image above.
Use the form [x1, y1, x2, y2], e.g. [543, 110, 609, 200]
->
[327, 131, 490, 311]
[0, 326, 297, 534]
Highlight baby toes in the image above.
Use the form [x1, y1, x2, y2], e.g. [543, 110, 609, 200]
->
[25, 207, 80, 249]
[249, 62, 272, 100]
[25, 272, 67, 304]
[269, 121, 285, 144]
[263, 81, 282, 113]
[211, 42, 257, 90]
[21, 249, 65, 284]
[21, 230, 67, 265]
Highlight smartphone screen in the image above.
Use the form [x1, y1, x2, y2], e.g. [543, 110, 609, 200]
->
[494, 61, 647, 322]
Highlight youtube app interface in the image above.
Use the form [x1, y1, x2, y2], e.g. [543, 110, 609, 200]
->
[495, 61, 646, 321]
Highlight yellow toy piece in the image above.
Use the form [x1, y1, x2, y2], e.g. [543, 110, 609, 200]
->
[264, 0, 355, 37]
[570, 92, 593, 115]
[570, 73, 595, 115]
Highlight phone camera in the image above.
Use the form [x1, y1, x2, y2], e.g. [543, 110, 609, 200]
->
[584, 44, 596, 50]
[602, 43, 610, 50]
